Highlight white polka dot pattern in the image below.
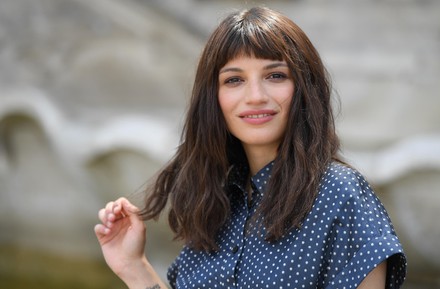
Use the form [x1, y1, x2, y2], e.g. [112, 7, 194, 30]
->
[167, 162, 406, 288]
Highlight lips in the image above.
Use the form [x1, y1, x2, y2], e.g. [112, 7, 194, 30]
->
[242, 113, 273, 119]
[238, 109, 277, 118]
[239, 110, 277, 118]
[238, 110, 277, 124]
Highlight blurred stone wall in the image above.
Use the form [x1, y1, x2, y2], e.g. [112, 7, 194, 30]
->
[0, 0, 439, 288]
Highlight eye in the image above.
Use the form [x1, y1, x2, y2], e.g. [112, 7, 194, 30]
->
[267, 73, 287, 80]
[224, 77, 243, 85]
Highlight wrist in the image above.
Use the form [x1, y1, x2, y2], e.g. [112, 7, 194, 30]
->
[118, 256, 164, 289]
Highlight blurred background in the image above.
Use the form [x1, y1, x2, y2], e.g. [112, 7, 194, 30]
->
[0, 0, 439, 288]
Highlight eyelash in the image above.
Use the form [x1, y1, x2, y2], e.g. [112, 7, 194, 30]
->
[268, 73, 287, 79]
[225, 77, 242, 84]
[223, 73, 287, 84]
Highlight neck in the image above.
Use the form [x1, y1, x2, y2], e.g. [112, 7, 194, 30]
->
[243, 144, 278, 175]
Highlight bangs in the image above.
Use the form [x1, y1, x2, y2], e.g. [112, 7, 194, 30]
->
[218, 19, 286, 68]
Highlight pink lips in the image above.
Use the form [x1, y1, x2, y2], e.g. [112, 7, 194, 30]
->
[239, 109, 277, 125]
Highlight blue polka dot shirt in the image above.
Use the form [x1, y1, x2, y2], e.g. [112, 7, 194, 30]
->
[167, 161, 407, 288]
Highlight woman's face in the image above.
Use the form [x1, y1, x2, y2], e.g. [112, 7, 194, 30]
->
[218, 55, 294, 156]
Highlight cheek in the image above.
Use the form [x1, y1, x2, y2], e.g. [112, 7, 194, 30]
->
[277, 91, 293, 125]
[277, 93, 293, 112]
[282, 85, 294, 107]
[218, 94, 232, 130]
[218, 91, 235, 117]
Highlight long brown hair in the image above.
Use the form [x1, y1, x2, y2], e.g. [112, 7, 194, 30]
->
[140, 7, 341, 251]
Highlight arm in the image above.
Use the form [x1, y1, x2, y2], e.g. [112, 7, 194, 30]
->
[94, 197, 168, 289]
[357, 260, 387, 289]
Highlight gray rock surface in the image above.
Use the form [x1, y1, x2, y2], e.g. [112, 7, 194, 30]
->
[0, 0, 439, 287]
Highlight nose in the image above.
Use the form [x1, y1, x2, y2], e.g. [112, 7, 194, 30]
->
[245, 79, 268, 104]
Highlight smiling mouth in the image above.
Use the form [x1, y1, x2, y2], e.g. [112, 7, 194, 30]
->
[242, 113, 273, 119]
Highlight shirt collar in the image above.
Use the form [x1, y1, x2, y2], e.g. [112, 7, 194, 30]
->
[227, 160, 274, 197]
[227, 162, 249, 193]
[250, 161, 274, 196]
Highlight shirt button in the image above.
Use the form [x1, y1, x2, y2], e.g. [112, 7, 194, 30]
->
[231, 245, 239, 254]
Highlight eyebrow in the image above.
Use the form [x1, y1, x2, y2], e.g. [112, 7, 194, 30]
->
[219, 62, 288, 74]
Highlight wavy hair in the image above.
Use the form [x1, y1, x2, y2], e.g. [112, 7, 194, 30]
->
[140, 7, 342, 251]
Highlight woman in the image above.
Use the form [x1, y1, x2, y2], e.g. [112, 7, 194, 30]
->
[95, 7, 406, 289]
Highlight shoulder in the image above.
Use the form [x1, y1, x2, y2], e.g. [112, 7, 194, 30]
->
[314, 162, 396, 236]
[315, 162, 392, 226]
[319, 162, 374, 203]
[321, 162, 368, 189]
[311, 163, 407, 287]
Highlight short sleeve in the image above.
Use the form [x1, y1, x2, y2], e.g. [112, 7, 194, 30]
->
[321, 164, 406, 288]
[167, 256, 179, 289]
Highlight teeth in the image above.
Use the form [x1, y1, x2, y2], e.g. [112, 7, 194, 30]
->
[245, 114, 271, 118]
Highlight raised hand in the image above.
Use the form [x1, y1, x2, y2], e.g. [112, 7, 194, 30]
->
[95, 198, 146, 274]
[94, 198, 167, 289]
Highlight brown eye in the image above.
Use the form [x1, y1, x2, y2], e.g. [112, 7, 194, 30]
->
[225, 77, 242, 83]
[268, 73, 286, 80]
[224, 77, 244, 86]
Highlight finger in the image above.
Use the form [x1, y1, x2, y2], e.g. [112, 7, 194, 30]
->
[107, 198, 127, 222]
[98, 207, 115, 229]
[98, 208, 107, 224]
[103, 201, 121, 227]
[120, 198, 140, 216]
[100, 198, 133, 224]
[121, 197, 139, 212]
[120, 199, 145, 230]
[109, 197, 134, 218]
[112, 198, 128, 219]
[94, 223, 110, 237]
[105, 201, 115, 215]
